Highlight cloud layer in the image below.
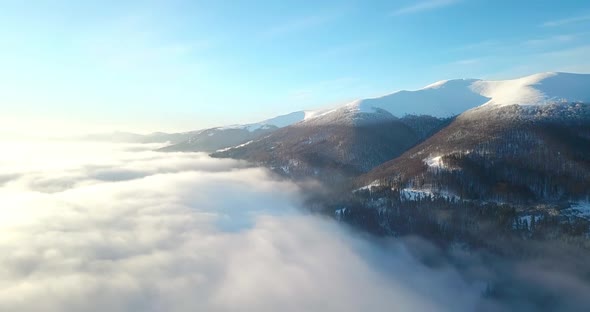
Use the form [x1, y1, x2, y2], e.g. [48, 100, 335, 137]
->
[0, 140, 486, 312]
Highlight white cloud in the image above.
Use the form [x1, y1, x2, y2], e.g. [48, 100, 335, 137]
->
[523, 34, 577, 46]
[0, 140, 484, 312]
[452, 39, 501, 52]
[391, 0, 461, 16]
[452, 58, 481, 65]
[542, 14, 590, 27]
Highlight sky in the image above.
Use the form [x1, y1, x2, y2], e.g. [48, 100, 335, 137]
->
[1, 0, 590, 135]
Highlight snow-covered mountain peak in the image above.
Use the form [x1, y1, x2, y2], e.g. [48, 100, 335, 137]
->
[339, 72, 589, 120]
[259, 111, 307, 128]
[472, 72, 590, 107]
[421, 78, 481, 90]
[200, 71, 590, 134]
[217, 110, 310, 132]
[344, 99, 371, 113]
[350, 78, 489, 118]
[298, 101, 397, 127]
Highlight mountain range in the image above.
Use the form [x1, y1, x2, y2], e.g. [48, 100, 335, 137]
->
[211, 72, 590, 185]
[96, 72, 590, 244]
[207, 71, 590, 245]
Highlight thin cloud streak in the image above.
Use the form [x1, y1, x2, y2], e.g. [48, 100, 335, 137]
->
[536, 44, 590, 59]
[391, 0, 461, 16]
[523, 34, 577, 46]
[542, 14, 590, 27]
[452, 58, 481, 66]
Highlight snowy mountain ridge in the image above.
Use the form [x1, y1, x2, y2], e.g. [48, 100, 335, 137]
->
[163, 71, 589, 152]
[187, 71, 590, 133]
[473, 72, 590, 107]
[217, 110, 314, 132]
[316, 72, 590, 123]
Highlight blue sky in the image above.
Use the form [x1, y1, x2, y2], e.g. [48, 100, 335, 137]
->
[1, 0, 590, 134]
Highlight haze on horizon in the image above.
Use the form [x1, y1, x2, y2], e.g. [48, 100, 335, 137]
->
[2, 0, 590, 136]
[3, 2, 590, 311]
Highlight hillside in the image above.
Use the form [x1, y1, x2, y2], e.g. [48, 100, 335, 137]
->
[360, 102, 590, 203]
[212, 109, 450, 183]
[159, 111, 314, 152]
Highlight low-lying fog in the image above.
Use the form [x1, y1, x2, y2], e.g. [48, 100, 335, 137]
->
[0, 140, 483, 312]
[1, 140, 588, 312]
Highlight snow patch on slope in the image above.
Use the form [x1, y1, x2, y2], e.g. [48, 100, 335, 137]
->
[425, 156, 445, 169]
[422, 79, 456, 90]
[216, 140, 255, 153]
[353, 180, 382, 192]
[401, 188, 460, 202]
[563, 202, 590, 220]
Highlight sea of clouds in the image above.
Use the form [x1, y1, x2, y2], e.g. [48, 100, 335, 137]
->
[0, 140, 490, 312]
[3, 140, 590, 311]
